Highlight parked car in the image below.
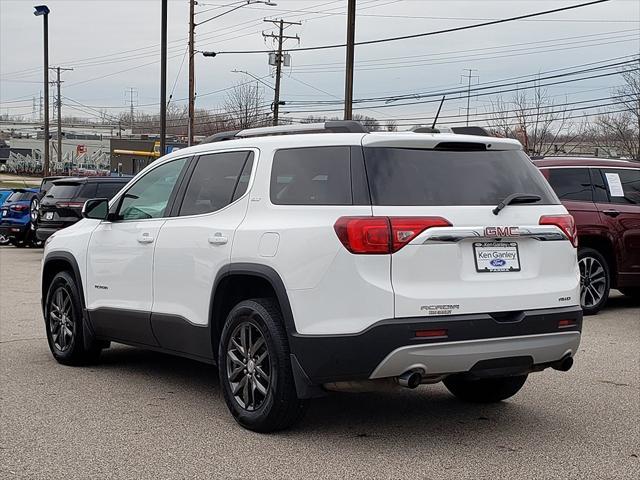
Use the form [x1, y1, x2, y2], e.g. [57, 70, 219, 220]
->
[36, 176, 130, 242]
[0, 188, 13, 245]
[534, 157, 640, 314]
[42, 122, 582, 432]
[38, 176, 64, 200]
[0, 188, 41, 247]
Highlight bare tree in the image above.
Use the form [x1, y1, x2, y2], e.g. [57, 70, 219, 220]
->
[590, 67, 639, 160]
[385, 120, 398, 132]
[487, 85, 585, 156]
[224, 82, 265, 129]
[352, 113, 380, 131]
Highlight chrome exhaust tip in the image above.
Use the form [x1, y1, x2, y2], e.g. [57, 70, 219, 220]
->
[397, 370, 422, 389]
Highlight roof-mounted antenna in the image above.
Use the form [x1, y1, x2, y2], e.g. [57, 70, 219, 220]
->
[431, 96, 445, 129]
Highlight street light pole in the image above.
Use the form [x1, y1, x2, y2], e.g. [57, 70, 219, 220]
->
[34, 5, 50, 176]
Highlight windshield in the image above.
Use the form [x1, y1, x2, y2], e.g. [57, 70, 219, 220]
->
[363, 148, 558, 206]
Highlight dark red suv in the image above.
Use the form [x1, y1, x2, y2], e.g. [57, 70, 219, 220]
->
[533, 157, 640, 314]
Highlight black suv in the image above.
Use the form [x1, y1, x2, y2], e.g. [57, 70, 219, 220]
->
[36, 176, 131, 241]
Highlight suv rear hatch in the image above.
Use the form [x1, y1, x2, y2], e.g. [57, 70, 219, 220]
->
[361, 137, 579, 318]
[39, 181, 92, 227]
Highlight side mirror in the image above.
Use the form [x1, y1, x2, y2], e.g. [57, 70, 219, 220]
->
[82, 198, 109, 220]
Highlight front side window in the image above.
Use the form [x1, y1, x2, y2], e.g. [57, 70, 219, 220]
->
[270, 146, 352, 205]
[117, 158, 187, 220]
[599, 168, 640, 205]
[544, 168, 593, 202]
[179, 151, 254, 216]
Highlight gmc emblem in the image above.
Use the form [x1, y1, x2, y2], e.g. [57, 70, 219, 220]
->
[485, 226, 520, 237]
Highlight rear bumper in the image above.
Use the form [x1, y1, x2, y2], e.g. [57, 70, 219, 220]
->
[290, 306, 582, 389]
[36, 227, 59, 241]
[369, 331, 579, 378]
[0, 223, 29, 239]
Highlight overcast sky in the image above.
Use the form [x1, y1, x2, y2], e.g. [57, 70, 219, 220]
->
[1, 0, 638, 126]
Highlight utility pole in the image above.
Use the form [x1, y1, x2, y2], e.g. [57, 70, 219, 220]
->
[263, 19, 300, 126]
[462, 68, 479, 126]
[126, 87, 138, 130]
[344, 0, 356, 120]
[51, 66, 73, 164]
[160, 0, 167, 157]
[39, 91, 43, 122]
[188, 0, 195, 145]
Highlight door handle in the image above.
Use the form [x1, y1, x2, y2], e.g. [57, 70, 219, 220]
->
[137, 232, 155, 244]
[602, 209, 620, 218]
[208, 233, 228, 245]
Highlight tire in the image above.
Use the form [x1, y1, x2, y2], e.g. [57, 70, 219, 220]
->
[444, 374, 528, 403]
[578, 247, 610, 315]
[619, 288, 640, 299]
[218, 298, 307, 432]
[44, 271, 102, 366]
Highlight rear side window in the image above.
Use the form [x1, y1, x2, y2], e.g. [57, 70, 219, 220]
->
[179, 151, 253, 216]
[95, 182, 125, 199]
[600, 168, 640, 205]
[544, 168, 593, 202]
[47, 184, 82, 199]
[270, 146, 351, 205]
[364, 148, 558, 206]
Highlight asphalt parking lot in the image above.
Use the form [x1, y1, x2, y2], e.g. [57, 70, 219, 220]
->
[1, 247, 638, 479]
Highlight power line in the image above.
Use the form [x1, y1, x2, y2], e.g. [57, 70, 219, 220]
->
[212, 0, 612, 55]
[284, 68, 639, 114]
[284, 59, 637, 108]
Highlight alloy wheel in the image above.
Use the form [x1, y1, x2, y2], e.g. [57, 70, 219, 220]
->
[49, 287, 75, 352]
[226, 320, 271, 411]
[30, 199, 39, 222]
[579, 256, 606, 309]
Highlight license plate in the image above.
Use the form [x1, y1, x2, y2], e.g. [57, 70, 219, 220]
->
[44, 212, 54, 220]
[473, 242, 521, 272]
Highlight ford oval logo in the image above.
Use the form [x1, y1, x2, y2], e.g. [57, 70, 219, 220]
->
[490, 258, 506, 267]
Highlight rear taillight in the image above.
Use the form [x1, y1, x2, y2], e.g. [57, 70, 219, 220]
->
[334, 216, 451, 254]
[9, 204, 28, 212]
[334, 217, 390, 254]
[539, 214, 578, 247]
[390, 217, 451, 252]
[56, 201, 84, 209]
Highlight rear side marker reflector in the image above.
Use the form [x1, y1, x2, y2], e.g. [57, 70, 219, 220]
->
[334, 216, 451, 254]
[558, 319, 577, 329]
[415, 329, 448, 338]
[56, 202, 85, 209]
[539, 214, 578, 247]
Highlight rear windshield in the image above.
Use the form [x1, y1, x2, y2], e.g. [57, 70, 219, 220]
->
[47, 184, 82, 199]
[364, 148, 558, 206]
[7, 191, 33, 202]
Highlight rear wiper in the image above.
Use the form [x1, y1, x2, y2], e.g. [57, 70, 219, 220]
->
[492, 193, 542, 215]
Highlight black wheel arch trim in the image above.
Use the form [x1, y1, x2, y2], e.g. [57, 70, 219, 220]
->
[210, 262, 298, 337]
[42, 251, 97, 350]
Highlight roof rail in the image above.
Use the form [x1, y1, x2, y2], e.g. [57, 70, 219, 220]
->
[200, 121, 368, 144]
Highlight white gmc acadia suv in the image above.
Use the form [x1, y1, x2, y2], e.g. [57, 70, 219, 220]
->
[41, 121, 582, 432]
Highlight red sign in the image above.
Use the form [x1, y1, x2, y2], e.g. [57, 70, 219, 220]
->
[76, 144, 87, 155]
